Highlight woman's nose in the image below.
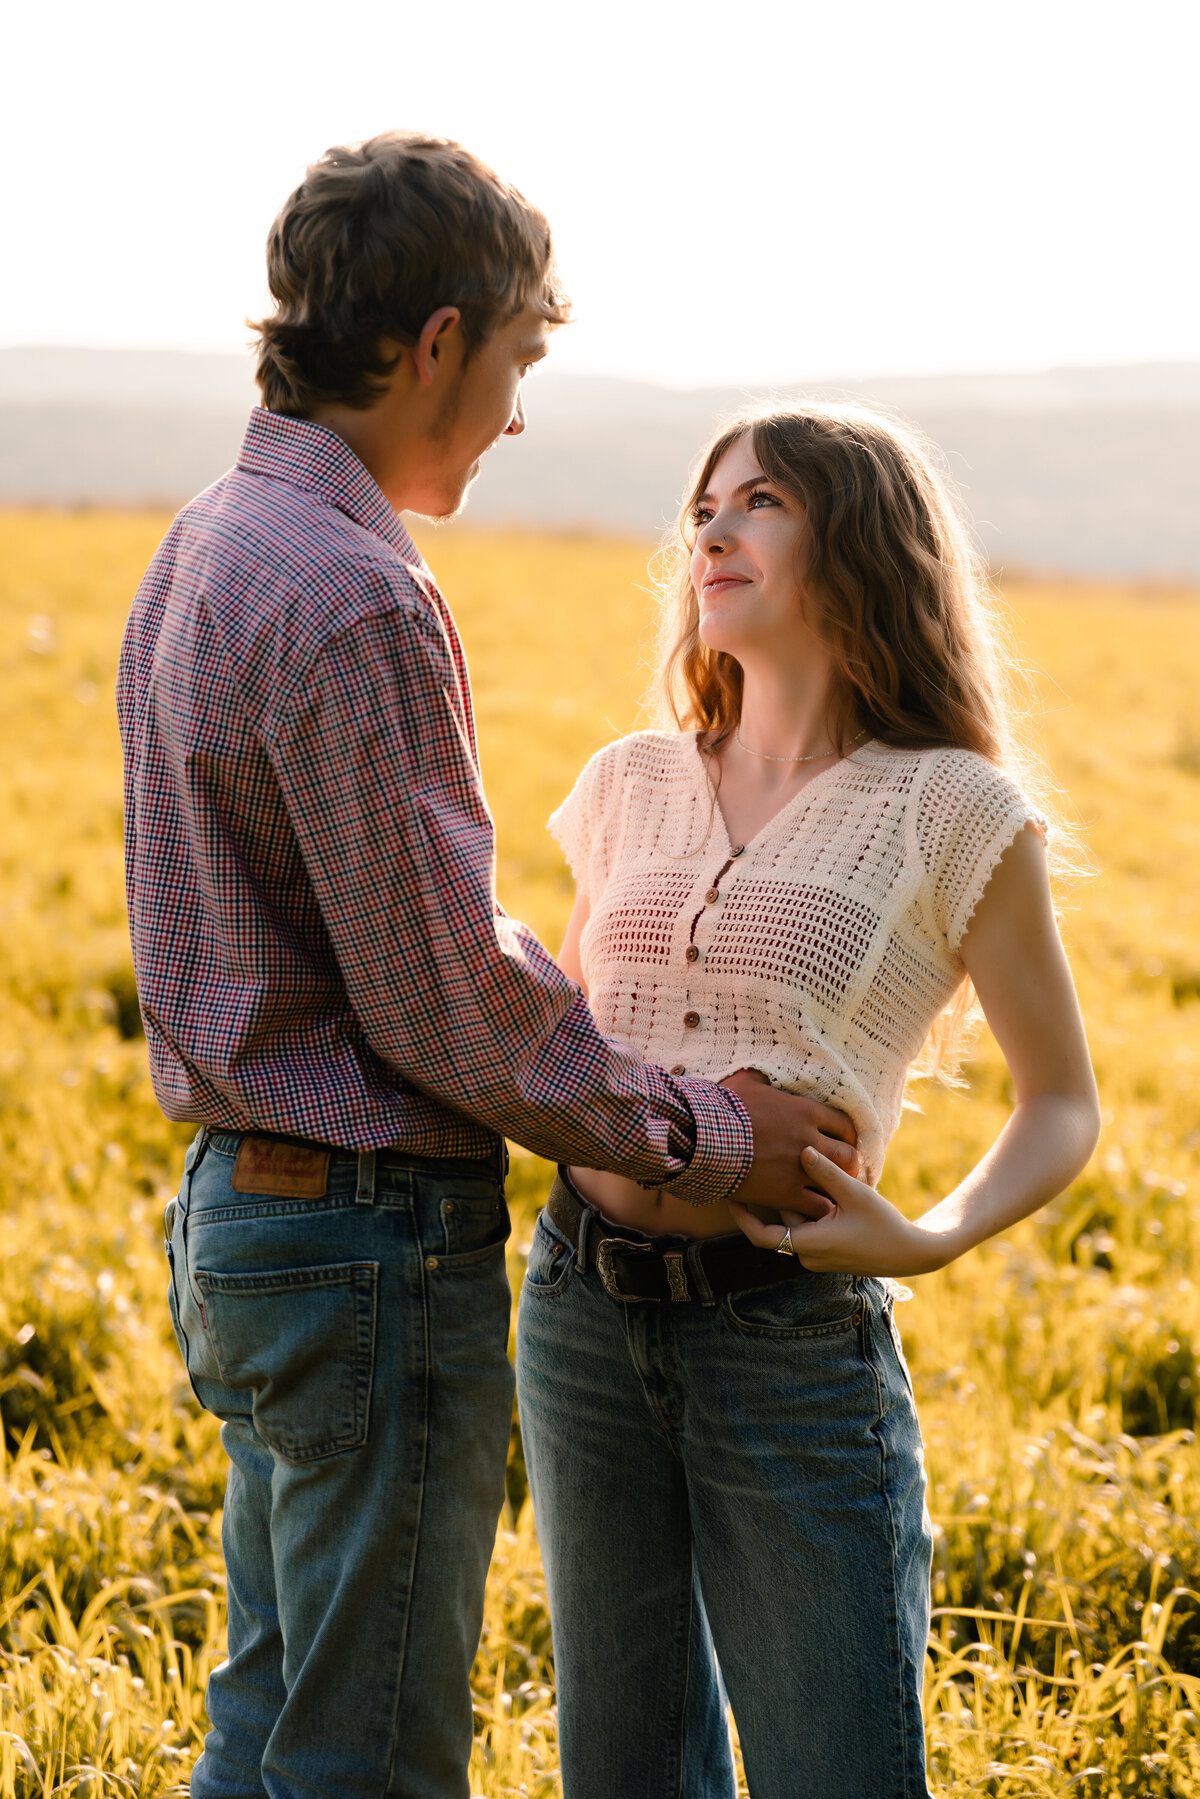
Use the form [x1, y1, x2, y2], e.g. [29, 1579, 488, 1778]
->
[697, 516, 728, 555]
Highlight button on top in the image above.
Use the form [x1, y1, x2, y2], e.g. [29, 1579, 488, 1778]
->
[705, 887, 720, 904]
[731, 845, 746, 857]
[683, 1010, 700, 1028]
[670, 1063, 686, 1075]
[685, 945, 700, 963]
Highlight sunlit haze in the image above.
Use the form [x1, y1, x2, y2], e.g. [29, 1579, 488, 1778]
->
[7, 0, 1198, 387]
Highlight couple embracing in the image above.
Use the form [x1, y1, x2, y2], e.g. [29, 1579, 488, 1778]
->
[118, 133, 1099, 1799]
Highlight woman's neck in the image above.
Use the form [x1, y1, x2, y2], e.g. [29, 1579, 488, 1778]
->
[733, 656, 840, 768]
[706, 654, 846, 848]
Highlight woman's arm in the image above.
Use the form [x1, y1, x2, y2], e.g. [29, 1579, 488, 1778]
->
[558, 890, 591, 996]
[731, 824, 1101, 1275]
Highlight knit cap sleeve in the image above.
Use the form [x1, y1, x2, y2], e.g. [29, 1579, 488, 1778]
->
[547, 738, 624, 902]
[917, 750, 1047, 951]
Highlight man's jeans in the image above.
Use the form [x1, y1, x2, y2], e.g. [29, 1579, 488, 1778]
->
[165, 1128, 513, 1799]
[516, 1192, 933, 1799]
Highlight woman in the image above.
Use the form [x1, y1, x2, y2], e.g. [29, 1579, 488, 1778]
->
[515, 405, 1099, 1799]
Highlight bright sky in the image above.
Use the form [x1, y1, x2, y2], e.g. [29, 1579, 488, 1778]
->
[6, 0, 1198, 387]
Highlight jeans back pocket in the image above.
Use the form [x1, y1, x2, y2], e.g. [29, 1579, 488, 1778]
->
[194, 1260, 378, 1462]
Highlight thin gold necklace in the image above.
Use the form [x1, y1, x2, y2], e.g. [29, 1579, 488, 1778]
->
[734, 727, 866, 764]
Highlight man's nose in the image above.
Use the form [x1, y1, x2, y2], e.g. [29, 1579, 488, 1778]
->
[504, 392, 527, 437]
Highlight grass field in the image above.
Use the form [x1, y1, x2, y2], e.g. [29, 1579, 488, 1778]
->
[2, 509, 1200, 1795]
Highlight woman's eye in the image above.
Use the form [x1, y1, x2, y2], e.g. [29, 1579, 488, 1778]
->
[690, 507, 713, 527]
[747, 490, 777, 509]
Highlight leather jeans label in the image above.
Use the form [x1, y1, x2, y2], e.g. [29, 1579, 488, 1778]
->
[231, 1137, 330, 1199]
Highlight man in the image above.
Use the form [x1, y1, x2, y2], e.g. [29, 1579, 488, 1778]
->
[118, 132, 856, 1798]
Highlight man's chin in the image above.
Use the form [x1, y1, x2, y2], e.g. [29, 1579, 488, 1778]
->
[456, 458, 483, 508]
[409, 461, 482, 526]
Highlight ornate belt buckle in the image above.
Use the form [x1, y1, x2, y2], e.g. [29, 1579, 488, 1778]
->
[595, 1237, 653, 1302]
[663, 1251, 691, 1302]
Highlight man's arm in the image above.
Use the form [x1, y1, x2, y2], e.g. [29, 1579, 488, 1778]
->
[269, 588, 750, 1202]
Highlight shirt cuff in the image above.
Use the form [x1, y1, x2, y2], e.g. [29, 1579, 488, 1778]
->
[661, 1078, 754, 1206]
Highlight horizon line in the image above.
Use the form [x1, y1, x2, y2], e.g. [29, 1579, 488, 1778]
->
[1, 342, 1198, 396]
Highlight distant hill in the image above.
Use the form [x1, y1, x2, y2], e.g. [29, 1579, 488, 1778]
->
[1, 347, 1197, 578]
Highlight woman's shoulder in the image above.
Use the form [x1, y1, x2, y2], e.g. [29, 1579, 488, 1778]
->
[878, 745, 1047, 945]
[551, 729, 696, 827]
[918, 744, 1042, 825]
[573, 728, 698, 789]
[855, 739, 1036, 811]
[548, 730, 699, 885]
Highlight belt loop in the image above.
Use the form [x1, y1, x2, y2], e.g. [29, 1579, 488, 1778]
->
[356, 1149, 377, 1205]
[576, 1203, 591, 1275]
[685, 1240, 716, 1306]
[184, 1125, 208, 1173]
[177, 1127, 204, 1220]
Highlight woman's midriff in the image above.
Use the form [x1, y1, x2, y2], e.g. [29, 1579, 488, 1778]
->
[568, 1166, 740, 1239]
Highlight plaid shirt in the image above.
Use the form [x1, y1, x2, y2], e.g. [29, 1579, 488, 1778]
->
[117, 410, 752, 1203]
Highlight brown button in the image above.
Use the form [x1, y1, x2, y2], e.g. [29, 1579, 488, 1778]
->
[683, 1010, 700, 1028]
[705, 887, 720, 904]
[670, 1063, 686, 1075]
[685, 945, 700, 963]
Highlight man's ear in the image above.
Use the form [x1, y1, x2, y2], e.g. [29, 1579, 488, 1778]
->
[413, 307, 463, 387]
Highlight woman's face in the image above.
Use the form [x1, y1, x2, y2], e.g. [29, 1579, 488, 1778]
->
[688, 435, 812, 659]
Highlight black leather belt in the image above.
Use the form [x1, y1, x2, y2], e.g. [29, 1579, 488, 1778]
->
[547, 1170, 809, 1306]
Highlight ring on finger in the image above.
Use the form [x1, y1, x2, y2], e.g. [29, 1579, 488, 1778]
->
[776, 1226, 796, 1257]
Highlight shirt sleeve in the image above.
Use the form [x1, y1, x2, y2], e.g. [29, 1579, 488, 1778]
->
[917, 749, 1048, 951]
[547, 740, 620, 902]
[269, 585, 752, 1204]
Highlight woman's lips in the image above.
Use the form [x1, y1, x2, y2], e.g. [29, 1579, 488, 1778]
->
[703, 575, 751, 596]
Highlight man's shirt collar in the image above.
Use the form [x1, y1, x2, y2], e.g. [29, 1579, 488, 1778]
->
[237, 407, 425, 566]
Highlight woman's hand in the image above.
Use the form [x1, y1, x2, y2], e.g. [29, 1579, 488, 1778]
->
[730, 1147, 948, 1277]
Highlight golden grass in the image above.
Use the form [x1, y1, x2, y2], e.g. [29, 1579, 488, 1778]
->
[2, 510, 1200, 1794]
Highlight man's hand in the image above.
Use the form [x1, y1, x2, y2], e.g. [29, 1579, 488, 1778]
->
[721, 1070, 858, 1217]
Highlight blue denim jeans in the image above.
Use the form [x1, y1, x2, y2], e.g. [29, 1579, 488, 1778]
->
[165, 1127, 513, 1799]
[515, 1185, 933, 1799]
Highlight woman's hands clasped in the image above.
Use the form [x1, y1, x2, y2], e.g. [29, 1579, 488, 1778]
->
[730, 1147, 949, 1278]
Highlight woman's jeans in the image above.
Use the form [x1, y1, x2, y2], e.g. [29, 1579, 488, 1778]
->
[516, 1187, 933, 1799]
[164, 1127, 513, 1799]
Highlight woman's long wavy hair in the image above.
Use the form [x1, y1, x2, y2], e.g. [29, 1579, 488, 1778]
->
[656, 402, 1062, 1078]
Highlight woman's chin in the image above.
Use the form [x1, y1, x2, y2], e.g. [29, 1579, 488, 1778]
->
[697, 620, 757, 660]
[698, 607, 746, 648]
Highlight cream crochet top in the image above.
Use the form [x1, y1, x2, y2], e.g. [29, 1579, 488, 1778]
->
[550, 731, 1044, 1184]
